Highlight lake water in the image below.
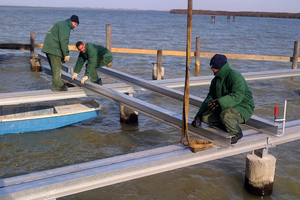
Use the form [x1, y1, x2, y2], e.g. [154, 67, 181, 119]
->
[0, 6, 300, 200]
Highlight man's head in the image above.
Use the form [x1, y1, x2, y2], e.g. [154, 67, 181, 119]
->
[70, 15, 79, 28]
[210, 54, 227, 74]
[76, 41, 86, 53]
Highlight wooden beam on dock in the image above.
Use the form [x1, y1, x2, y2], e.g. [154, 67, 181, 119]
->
[0, 43, 31, 50]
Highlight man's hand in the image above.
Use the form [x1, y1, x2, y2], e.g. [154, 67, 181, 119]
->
[191, 119, 201, 128]
[64, 55, 70, 62]
[81, 76, 88, 85]
[208, 99, 221, 114]
[71, 73, 78, 80]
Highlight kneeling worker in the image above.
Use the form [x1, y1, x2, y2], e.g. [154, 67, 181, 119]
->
[72, 41, 113, 85]
[191, 54, 254, 144]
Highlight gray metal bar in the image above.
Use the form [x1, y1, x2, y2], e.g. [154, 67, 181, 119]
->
[154, 69, 300, 88]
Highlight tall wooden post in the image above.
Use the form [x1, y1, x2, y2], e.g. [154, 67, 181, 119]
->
[106, 24, 112, 67]
[233, 15, 236, 22]
[291, 41, 299, 69]
[157, 50, 163, 80]
[195, 37, 200, 72]
[181, 0, 193, 145]
[30, 31, 41, 71]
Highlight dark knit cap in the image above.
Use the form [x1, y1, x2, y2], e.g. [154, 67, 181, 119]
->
[70, 15, 79, 24]
[210, 54, 227, 69]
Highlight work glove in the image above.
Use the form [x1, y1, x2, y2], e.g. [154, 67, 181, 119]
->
[64, 55, 70, 62]
[81, 76, 88, 85]
[71, 73, 78, 80]
[191, 119, 201, 128]
[208, 99, 221, 114]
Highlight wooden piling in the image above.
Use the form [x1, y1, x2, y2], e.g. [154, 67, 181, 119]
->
[211, 16, 215, 23]
[291, 41, 299, 69]
[156, 50, 163, 80]
[30, 31, 41, 72]
[227, 14, 230, 22]
[233, 15, 236, 22]
[195, 37, 200, 72]
[106, 24, 112, 67]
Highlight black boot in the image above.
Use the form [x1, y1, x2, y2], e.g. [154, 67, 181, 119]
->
[53, 84, 68, 91]
[95, 78, 103, 85]
[231, 132, 243, 144]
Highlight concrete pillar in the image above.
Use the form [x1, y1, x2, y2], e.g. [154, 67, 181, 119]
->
[120, 93, 138, 124]
[244, 149, 276, 196]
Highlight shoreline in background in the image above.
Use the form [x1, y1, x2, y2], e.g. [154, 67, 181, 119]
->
[170, 9, 300, 19]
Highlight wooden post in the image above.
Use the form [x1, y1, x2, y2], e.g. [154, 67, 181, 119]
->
[106, 24, 112, 67]
[30, 31, 41, 71]
[181, 0, 192, 145]
[156, 50, 163, 80]
[227, 14, 230, 22]
[211, 16, 215, 23]
[195, 37, 200, 72]
[291, 41, 299, 69]
[233, 15, 236, 22]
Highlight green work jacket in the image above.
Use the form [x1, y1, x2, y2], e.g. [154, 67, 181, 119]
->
[42, 19, 73, 58]
[195, 63, 254, 122]
[74, 43, 110, 77]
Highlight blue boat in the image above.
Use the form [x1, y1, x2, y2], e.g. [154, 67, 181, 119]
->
[0, 99, 101, 134]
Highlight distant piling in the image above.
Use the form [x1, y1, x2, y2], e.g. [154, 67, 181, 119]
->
[30, 31, 41, 72]
[152, 50, 164, 80]
[292, 41, 299, 69]
[106, 24, 112, 67]
[211, 16, 215, 23]
[227, 14, 230, 22]
[195, 37, 200, 72]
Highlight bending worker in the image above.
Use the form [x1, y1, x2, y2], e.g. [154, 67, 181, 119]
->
[72, 41, 113, 85]
[42, 15, 79, 91]
[191, 54, 254, 144]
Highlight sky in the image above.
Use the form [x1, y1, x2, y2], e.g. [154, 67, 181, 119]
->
[0, 0, 299, 13]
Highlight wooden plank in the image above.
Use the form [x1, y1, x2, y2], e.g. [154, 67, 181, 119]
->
[33, 44, 296, 63]
[0, 43, 31, 50]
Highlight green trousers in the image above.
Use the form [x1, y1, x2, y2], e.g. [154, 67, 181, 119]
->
[46, 54, 64, 90]
[201, 108, 245, 135]
[90, 52, 113, 82]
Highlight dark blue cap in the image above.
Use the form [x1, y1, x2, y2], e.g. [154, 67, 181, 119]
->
[210, 54, 227, 69]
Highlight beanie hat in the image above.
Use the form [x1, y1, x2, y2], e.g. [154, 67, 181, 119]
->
[70, 15, 79, 24]
[210, 54, 227, 69]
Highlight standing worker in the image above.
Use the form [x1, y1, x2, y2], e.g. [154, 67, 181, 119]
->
[191, 54, 254, 144]
[72, 41, 113, 85]
[42, 15, 79, 91]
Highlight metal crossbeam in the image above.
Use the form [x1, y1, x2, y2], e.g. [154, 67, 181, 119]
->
[154, 69, 300, 88]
